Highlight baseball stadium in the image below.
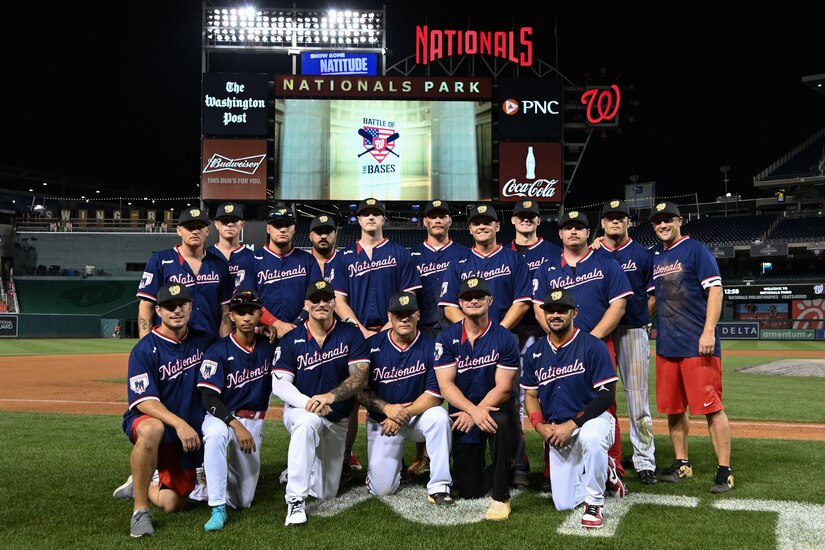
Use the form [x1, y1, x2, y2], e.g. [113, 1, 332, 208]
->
[0, 3, 823, 548]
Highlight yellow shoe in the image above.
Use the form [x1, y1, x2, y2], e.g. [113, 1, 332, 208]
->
[484, 499, 511, 521]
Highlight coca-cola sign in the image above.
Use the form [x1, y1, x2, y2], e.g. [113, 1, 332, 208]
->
[201, 139, 267, 201]
[498, 142, 562, 202]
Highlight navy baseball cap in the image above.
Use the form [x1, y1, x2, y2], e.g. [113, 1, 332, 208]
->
[156, 283, 192, 306]
[215, 202, 244, 221]
[601, 199, 630, 218]
[423, 199, 450, 216]
[388, 291, 419, 313]
[306, 280, 336, 301]
[458, 276, 492, 299]
[357, 197, 386, 216]
[650, 201, 681, 221]
[267, 206, 296, 224]
[513, 199, 540, 217]
[229, 288, 262, 311]
[178, 207, 210, 226]
[540, 288, 578, 311]
[558, 210, 589, 229]
[467, 204, 498, 223]
[310, 214, 336, 233]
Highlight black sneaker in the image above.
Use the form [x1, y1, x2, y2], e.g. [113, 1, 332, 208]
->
[638, 469, 658, 485]
[427, 492, 456, 506]
[512, 474, 530, 489]
[620, 454, 634, 471]
[710, 467, 734, 494]
[340, 456, 352, 484]
[540, 477, 552, 496]
[660, 459, 692, 483]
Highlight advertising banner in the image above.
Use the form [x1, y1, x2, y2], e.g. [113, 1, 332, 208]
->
[498, 142, 562, 202]
[202, 73, 268, 137]
[201, 139, 267, 200]
[301, 52, 378, 76]
[717, 322, 759, 339]
[750, 242, 789, 257]
[0, 315, 18, 337]
[760, 328, 815, 340]
[497, 78, 563, 139]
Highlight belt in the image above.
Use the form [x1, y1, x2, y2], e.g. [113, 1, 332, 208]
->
[234, 409, 266, 420]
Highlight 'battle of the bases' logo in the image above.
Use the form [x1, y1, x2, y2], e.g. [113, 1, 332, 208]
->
[357, 127, 400, 163]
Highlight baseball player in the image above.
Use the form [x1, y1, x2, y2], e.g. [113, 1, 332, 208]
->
[595, 199, 657, 484]
[208, 202, 255, 290]
[508, 199, 562, 489]
[531, 210, 632, 494]
[197, 288, 274, 532]
[357, 291, 454, 504]
[435, 276, 520, 521]
[522, 288, 621, 529]
[649, 201, 734, 493]
[137, 207, 233, 339]
[271, 280, 370, 526]
[114, 282, 219, 538]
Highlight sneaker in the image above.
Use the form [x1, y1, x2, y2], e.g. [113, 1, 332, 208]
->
[710, 468, 734, 494]
[204, 504, 227, 532]
[606, 457, 627, 498]
[512, 474, 530, 489]
[279, 468, 288, 485]
[540, 477, 552, 496]
[620, 454, 634, 471]
[427, 492, 456, 506]
[340, 456, 353, 484]
[660, 459, 693, 483]
[285, 498, 307, 526]
[484, 499, 511, 521]
[581, 503, 603, 529]
[638, 469, 658, 485]
[408, 455, 430, 475]
[113, 475, 134, 500]
[130, 508, 155, 538]
[189, 466, 208, 502]
[349, 451, 363, 471]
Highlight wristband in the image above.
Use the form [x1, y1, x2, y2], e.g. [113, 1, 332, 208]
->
[529, 411, 544, 429]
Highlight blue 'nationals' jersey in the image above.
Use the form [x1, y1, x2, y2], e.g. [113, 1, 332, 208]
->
[597, 238, 653, 327]
[521, 328, 618, 424]
[208, 243, 256, 290]
[244, 245, 323, 323]
[122, 327, 218, 467]
[532, 249, 633, 334]
[511, 237, 562, 330]
[272, 320, 370, 421]
[137, 246, 232, 336]
[410, 240, 470, 329]
[434, 319, 520, 444]
[366, 329, 442, 422]
[320, 249, 345, 283]
[197, 332, 274, 413]
[332, 238, 422, 329]
[439, 245, 532, 323]
[650, 236, 722, 358]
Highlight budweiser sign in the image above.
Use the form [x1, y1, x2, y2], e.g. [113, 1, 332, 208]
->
[202, 153, 266, 175]
[501, 179, 559, 199]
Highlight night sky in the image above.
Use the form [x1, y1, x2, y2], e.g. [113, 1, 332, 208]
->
[2, 2, 823, 206]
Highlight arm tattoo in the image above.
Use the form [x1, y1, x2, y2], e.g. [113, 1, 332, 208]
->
[331, 361, 368, 402]
[357, 387, 388, 414]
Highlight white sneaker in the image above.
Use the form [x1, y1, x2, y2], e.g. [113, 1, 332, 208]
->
[113, 475, 134, 500]
[189, 467, 208, 502]
[285, 498, 307, 526]
[279, 468, 289, 485]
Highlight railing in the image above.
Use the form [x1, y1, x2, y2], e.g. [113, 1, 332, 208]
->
[15, 217, 176, 233]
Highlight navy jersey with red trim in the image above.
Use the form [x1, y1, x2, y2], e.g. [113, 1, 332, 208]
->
[365, 329, 442, 422]
[531, 249, 633, 333]
[137, 246, 232, 336]
[320, 249, 345, 283]
[271, 320, 369, 421]
[597, 239, 653, 326]
[511, 237, 561, 329]
[246, 245, 323, 323]
[438, 245, 532, 323]
[122, 327, 218, 467]
[521, 328, 618, 423]
[208, 243, 256, 290]
[410, 240, 470, 329]
[650, 236, 722, 358]
[197, 332, 274, 413]
[332, 239, 422, 329]
[434, 319, 520, 444]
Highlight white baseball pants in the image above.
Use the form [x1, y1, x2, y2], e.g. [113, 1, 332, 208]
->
[202, 413, 264, 509]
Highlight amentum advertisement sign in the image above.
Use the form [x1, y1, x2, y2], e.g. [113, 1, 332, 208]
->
[497, 77, 563, 139]
[202, 73, 268, 136]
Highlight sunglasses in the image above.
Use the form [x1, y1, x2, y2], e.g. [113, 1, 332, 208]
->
[230, 291, 261, 307]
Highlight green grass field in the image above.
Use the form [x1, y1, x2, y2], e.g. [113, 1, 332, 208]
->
[0, 339, 823, 548]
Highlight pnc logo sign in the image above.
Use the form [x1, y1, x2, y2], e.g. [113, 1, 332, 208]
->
[502, 99, 519, 115]
[501, 98, 559, 116]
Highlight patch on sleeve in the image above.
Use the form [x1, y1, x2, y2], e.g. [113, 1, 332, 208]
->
[200, 359, 218, 379]
[129, 373, 150, 394]
[434, 342, 443, 361]
[273, 347, 282, 364]
[139, 272, 154, 289]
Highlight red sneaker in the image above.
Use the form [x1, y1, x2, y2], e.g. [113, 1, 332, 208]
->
[581, 503, 603, 529]
[350, 451, 363, 471]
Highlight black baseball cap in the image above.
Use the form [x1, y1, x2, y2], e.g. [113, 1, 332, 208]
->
[558, 210, 589, 229]
[310, 214, 337, 233]
[267, 206, 296, 224]
[229, 288, 262, 311]
[601, 199, 630, 218]
[467, 204, 498, 223]
[513, 200, 540, 216]
[357, 197, 386, 216]
[178, 207, 210, 226]
[388, 291, 419, 313]
[306, 280, 336, 301]
[424, 200, 450, 216]
[650, 201, 681, 221]
[156, 282, 192, 306]
[540, 288, 578, 311]
[458, 276, 492, 299]
[215, 202, 244, 221]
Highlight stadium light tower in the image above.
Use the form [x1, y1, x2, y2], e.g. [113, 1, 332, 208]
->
[720, 165, 730, 217]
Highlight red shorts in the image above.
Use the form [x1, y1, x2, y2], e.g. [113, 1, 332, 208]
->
[131, 415, 197, 497]
[655, 355, 724, 416]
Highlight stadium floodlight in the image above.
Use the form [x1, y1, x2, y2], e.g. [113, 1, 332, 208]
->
[203, 5, 385, 53]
